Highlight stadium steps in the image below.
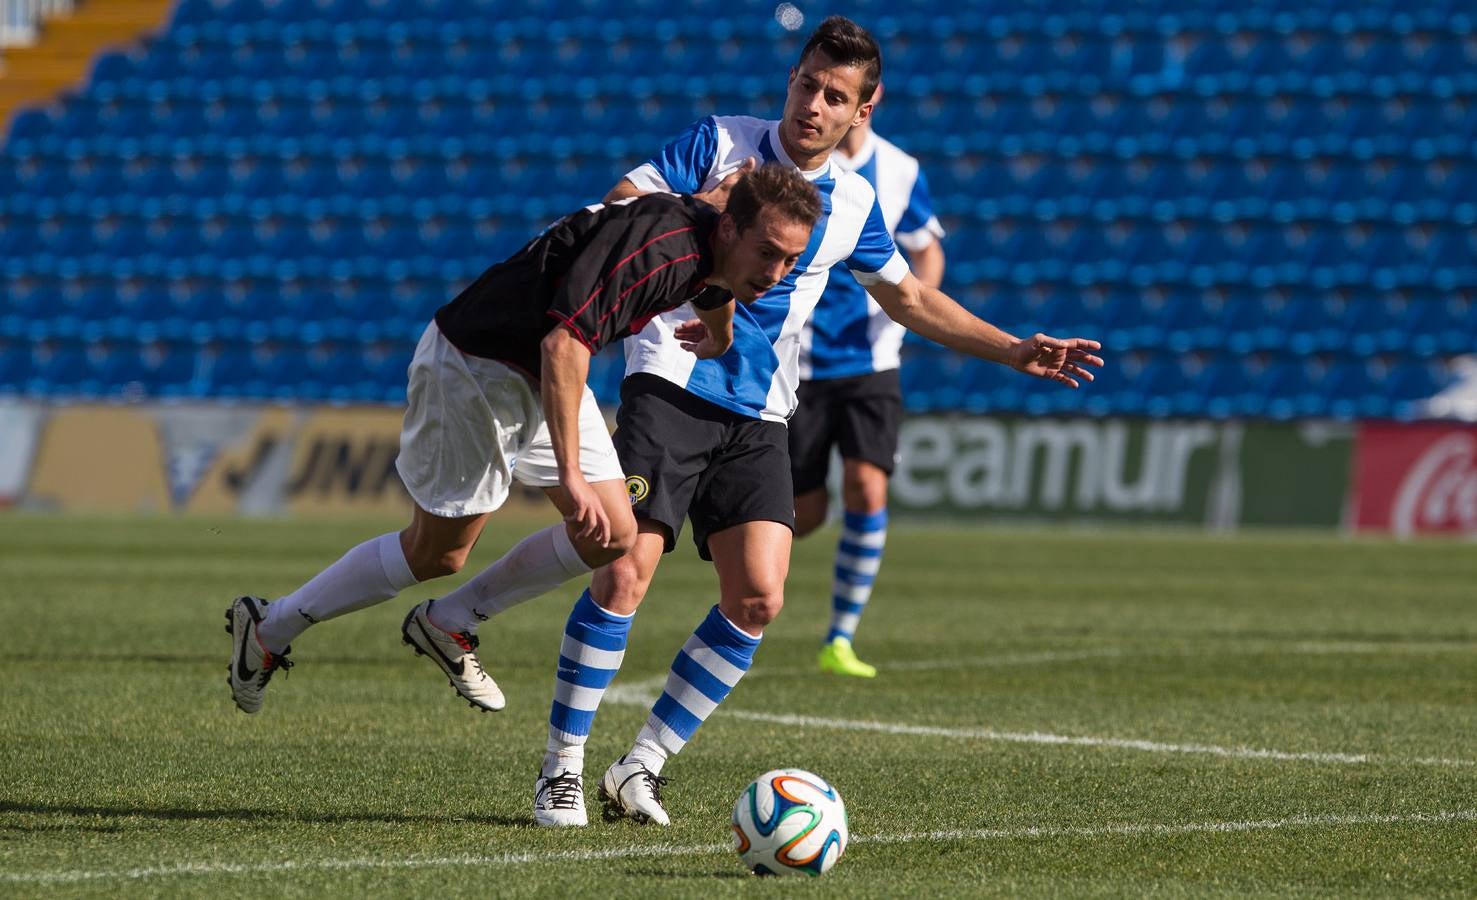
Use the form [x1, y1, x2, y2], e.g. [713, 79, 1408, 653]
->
[0, 0, 175, 135]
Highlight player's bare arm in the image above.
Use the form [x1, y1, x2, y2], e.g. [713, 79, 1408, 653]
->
[540, 326, 611, 546]
[907, 239, 945, 290]
[603, 157, 758, 212]
[866, 273, 1104, 388]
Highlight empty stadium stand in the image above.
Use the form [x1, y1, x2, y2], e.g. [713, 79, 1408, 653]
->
[2, 0, 1473, 419]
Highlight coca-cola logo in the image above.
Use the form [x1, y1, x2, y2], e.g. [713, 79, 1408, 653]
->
[1390, 433, 1477, 536]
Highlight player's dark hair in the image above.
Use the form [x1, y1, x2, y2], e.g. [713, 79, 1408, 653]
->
[798, 15, 882, 104]
[727, 163, 823, 233]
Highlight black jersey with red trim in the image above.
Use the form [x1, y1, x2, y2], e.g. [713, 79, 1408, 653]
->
[433, 194, 732, 377]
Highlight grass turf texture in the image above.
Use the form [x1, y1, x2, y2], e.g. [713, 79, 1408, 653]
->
[2, 513, 1474, 897]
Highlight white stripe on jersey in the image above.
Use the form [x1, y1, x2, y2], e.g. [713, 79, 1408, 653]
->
[621, 116, 909, 422]
[800, 130, 946, 378]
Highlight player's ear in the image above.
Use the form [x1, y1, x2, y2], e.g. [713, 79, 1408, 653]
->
[852, 99, 874, 129]
[718, 212, 739, 244]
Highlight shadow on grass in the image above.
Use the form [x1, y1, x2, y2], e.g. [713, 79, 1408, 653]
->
[0, 801, 530, 829]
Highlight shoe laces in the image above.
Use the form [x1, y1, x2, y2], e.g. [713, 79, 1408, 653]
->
[634, 766, 668, 806]
[259, 649, 293, 686]
[540, 772, 583, 810]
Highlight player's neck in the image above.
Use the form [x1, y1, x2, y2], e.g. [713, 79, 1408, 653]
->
[704, 231, 733, 292]
[776, 129, 833, 174]
[836, 125, 871, 160]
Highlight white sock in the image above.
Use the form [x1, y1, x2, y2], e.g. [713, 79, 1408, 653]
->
[430, 524, 591, 635]
[257, 533, 417, 653]
[624, 728, 670, 775]
[542, 741, 586, 778]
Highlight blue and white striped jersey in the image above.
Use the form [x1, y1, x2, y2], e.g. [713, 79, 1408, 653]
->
[800, 130, 945, 381]
[621, 115, 910, 423]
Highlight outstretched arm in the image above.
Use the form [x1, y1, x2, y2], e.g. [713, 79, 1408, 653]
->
[539, 327, 610, 546]
[866, 273, 1103, 387]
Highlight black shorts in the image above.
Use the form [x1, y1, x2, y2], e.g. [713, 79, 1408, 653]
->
[788, 369, 903, 495]
[614, 374, 795, 561]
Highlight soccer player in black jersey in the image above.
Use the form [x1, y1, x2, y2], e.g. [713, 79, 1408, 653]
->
[226, 165, 822, 716]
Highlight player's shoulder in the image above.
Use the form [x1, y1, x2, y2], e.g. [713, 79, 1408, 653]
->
[709, 114, 771, 138]
[620, 193, 717, 235]
[829, 165, 881, 214]
[705, 115, 772, 155]
[871, 133, 923, 179]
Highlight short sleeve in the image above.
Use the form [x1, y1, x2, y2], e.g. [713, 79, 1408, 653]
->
[846, 196, 910, 286]
[895, 167, 946, 252]
[623, 117, 720, 195]
[546, 212, 701, 353]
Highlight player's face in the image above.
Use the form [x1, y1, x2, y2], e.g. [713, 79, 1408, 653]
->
[782, 50, 873, 164]
[719, 206, 812, 303]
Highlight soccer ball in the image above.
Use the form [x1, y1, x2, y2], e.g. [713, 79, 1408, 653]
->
[731, 768, 848, 876]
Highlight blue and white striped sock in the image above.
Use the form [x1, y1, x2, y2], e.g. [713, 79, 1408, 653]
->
[827, 509, 888, 644]
[545, 589, 632, 773]
[626, 605, 760, 773]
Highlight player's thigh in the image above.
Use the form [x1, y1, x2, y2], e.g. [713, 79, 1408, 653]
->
[396, 322, 534, 519]
[788, 379, 840, 498]
[708, 521, 793, 633]
[708, 521, 792, 599]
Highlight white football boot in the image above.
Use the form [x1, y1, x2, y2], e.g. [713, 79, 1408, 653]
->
[533, 769, 588, 827]
[401, 599, 505, 712]
[225, 596, 293, 714]
[598, 756, 670, 825]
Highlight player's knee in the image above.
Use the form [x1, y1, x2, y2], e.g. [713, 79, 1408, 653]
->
[604, 512, 638, 557]
[726, 590, 784, 632]
[592, 554, 651, 615]
[404, 544, 469, 581]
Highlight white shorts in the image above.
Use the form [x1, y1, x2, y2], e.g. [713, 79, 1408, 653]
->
[395, 322, 625, 518]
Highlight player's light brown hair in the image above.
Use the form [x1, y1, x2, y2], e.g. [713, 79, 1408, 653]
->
[726, 163, 823, 233]
[798, 15, 883, 104]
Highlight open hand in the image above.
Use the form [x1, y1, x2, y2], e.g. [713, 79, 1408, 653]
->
[562, 474, 611, 547]
[675, 318, 731, 358]
[1009, 334, 1104, 387]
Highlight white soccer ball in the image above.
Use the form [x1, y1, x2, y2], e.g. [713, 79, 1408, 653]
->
[731, 768, 848, 876]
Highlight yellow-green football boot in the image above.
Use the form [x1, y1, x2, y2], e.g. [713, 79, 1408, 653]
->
[818, 636, 877, 678]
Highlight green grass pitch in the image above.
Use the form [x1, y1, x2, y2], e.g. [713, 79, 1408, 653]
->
[2, 513, 1474, 897]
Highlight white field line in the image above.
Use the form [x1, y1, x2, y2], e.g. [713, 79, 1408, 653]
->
[745, 640, 1477, 679]
[3, 809, 1473, 885]
[721, 710, 1477, 768]
[603, 676, 1476, 769]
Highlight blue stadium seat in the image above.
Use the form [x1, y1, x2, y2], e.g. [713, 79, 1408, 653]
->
[3, 0, 1470, 416]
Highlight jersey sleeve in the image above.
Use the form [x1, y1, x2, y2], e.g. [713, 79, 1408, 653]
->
[545, 213, 700, 354]
[846, 196, 911, 286]
[895, 167, 946, 252]
[623, 117, 720, 195]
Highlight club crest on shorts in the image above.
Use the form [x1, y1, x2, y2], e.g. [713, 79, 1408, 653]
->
[625, 475, 650, 504]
